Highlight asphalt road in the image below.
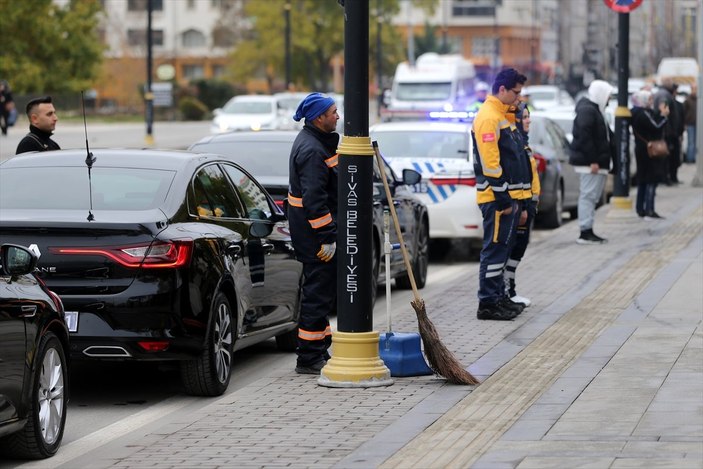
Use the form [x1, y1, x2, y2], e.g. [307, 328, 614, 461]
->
[0, 120, 212, 161]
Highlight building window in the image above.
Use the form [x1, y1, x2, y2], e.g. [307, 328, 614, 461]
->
[182, 29, 207, 48]
[452, 0, 496, 17]
[212, 26, 236, 48]
[471, 36, 497, 57]
[128, 29, 164, 46]
[183, 64, 205, 80]
[212, 65, 226, 78]
[128, 0, 163, 11]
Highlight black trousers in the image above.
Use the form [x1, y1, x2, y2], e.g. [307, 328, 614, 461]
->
[297, 260, 335, 366]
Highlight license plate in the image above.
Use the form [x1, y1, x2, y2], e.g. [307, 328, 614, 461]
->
[64, 311, 78, 332]
[411, 182, 428, 193]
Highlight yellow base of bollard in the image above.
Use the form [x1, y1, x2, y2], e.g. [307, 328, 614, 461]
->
[606, 196, 639, 220]
[145, 134, 155, 146]
[318, 331, 393, 388]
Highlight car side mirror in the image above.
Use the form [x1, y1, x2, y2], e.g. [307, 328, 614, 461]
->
[213, 108, 222, 116]
[402, 169, 422, 186]
[0, 244, 37, 277]
[250, 221, 274, 238]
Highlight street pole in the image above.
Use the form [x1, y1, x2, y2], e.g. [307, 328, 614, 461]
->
[145, 0, 154, 146]
[610, 11, 632, 211]
[284, 1, 292, 90]
[693, 0, 703, 187]
[319, 0, 392, 388]
[376, 0, 383, 119]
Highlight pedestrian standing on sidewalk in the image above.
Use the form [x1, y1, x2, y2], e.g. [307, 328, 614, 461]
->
[505, 102, 540, 307]
[654, 80, 683, 184]
[631, 90, 669, 220]
[471, 68, 528, 321]
[683, 85, 697, 164]
[0, 80, 16, 136]
[570, 80, 614, 245]
[16, 96, 61, 154]
[287, 92, 340, 374]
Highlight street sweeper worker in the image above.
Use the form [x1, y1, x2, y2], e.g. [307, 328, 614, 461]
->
[471, 68, 529, 321]
[287, 92, 340, 375]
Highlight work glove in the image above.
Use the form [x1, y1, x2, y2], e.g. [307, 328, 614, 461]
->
[317, 242, 336, 262]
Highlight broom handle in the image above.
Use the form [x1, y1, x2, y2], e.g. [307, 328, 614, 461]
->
[372, 141, 422, 303]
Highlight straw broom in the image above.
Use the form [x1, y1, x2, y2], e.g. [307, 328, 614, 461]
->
[373, 141, 479, 385]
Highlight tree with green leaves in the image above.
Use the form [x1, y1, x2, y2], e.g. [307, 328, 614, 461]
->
[0, 0, 104, 94]
[227, 0, 436, 93]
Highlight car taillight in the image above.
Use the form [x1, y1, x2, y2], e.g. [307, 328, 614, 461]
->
[274, 199, 285, 208]
[430, 176, 476, 186]
[137, 340, 170, 352]
[533, 153, 547, 174]
[50, 239, 194, 269]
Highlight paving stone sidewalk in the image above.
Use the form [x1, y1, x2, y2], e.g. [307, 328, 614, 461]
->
[51, 165, 703, 469]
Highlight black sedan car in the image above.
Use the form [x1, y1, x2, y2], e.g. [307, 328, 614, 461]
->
[189, 131, 430, 304]
[0, 244, 69, 459]
[0, 149, 302, 397]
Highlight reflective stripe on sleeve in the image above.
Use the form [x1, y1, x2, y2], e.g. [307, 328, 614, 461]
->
[325, 154, 339, 168]
[309, 213, 332, 229]
[288, 193, 303, 207]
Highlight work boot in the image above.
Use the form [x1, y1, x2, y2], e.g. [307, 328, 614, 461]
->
[295, 360, 326, 375]
[477, 301, 517, 321]
[499, 297, 524, 315]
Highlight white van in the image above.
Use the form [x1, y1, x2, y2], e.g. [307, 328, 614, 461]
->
[656, 57, 699, 86]
[381, 53, 476, 122]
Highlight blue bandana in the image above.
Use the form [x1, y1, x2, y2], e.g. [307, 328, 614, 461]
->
[293, 93, 335, 122]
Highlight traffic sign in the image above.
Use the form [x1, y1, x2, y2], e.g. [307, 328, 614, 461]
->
[603, 0, 643, 13]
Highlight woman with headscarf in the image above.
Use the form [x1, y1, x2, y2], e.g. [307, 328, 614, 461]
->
[631, 89, 669, 219]
[505, 103, 540, 307]
[569, 80, 614, 245]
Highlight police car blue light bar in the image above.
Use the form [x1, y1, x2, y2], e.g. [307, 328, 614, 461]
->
[428, 111, 471, 120]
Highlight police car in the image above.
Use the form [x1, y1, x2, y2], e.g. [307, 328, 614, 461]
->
[370, 121, 482, 254]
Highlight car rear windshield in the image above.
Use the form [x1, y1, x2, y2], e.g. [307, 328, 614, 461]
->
[193, 141, 290, 179]
[371, 131, 470, 159]
[0, 166, 175, 211]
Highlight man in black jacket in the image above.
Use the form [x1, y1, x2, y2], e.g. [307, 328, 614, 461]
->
[287, 93, 339, 374]
[16, 96, 61, 154]
[570, 80, 614, 244]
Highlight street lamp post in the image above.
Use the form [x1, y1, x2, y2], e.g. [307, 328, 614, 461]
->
[376, 0, 383, 118]
[284, 1, 292, 90]
[318, 0, 392, 388]
[145, 0, 154, 146]
[611, 11, 632, 209]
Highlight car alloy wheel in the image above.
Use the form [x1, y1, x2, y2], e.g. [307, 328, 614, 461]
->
[181, 291, 234, 396]
[0, 332, 67, 459]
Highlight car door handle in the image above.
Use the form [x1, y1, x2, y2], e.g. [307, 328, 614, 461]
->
[262, 243, 275, 255]
[227, 242, 242, 257]
[20, 305, 37, 318]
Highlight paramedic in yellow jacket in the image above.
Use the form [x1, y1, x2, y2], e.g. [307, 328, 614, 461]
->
[471, 68, 529, 321]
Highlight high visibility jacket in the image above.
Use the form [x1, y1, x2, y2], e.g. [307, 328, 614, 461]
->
[287, 124, 339, 263]
[472, 96, 530, 208]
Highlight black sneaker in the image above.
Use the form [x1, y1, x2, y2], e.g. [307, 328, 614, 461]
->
[477, 302, 517, 321]
[645, 211, 665, 219]
[295, 360, 326, 375]
[577, 230, 608, 245]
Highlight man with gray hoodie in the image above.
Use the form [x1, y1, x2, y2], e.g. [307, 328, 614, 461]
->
[569, 80, 615, 244]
